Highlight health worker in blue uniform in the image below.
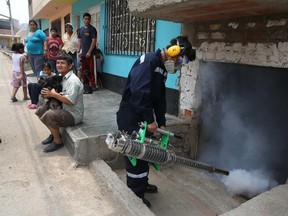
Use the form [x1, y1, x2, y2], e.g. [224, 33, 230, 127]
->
[116, 36, 196, 207]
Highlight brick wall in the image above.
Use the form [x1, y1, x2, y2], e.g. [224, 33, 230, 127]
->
[192, 13, 288, 47]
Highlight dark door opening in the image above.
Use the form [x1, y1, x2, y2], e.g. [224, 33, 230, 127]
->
[198, 61, 288, 186]
[51, 18, 61, 37]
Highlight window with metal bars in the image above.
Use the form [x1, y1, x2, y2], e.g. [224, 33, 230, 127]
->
[105, 0, 156, 56]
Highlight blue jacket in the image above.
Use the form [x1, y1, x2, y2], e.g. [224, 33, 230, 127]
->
[121, 49, 167, 127]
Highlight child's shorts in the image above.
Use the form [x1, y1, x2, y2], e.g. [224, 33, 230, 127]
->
[11, 71, 27, 88]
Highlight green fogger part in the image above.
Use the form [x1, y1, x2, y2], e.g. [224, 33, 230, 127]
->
[105, 122, 229, 176]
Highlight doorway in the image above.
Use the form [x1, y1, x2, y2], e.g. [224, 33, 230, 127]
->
[51, 18, 61, 37]
[198, 61, 288, 184]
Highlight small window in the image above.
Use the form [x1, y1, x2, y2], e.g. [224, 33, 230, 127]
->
[105, 0, 156, 56]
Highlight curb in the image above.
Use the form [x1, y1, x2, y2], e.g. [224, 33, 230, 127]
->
[89, 160, 155, 216]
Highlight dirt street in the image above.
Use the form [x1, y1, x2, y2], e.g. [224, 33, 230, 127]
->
[0, 52, 125, 216]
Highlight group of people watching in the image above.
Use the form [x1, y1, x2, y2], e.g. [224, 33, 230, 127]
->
[9, 12, 196, 208]
[10, 13, 101, 153]
[24, 12, 103, 110]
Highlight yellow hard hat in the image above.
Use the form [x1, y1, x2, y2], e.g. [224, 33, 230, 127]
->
[167, 45, 181, 57]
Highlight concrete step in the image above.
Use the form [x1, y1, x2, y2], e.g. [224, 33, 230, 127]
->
[220, 184, 288, 216]
[89, 160, 154, 216]
[114, 165, 240, 216]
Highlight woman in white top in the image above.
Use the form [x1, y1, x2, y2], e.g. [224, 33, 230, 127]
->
[62, 23, 78, 74]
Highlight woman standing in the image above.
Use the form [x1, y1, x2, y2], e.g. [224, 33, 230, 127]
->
[62, 23, 78, 74]
[25, 20, 48, 78]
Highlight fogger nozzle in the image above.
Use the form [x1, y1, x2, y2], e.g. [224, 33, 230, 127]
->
[105, 131, 229, 176]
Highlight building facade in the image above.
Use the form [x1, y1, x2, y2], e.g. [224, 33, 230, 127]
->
[28, 0, 184, 115]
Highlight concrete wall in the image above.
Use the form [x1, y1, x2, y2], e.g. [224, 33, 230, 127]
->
[31, 0, 50, 17]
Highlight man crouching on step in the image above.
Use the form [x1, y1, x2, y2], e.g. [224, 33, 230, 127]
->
[36, 53, 84, 153]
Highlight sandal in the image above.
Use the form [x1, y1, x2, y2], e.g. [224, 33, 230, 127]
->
[28, 104, 37, 109]
[11, 97, 18, 102]
[23, 97, 30, 101]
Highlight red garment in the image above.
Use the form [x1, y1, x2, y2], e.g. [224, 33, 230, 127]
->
[81, 55, 96, 87]
[47, 37, 64, 61]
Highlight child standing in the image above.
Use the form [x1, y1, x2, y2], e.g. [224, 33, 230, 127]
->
[47, 27, 64, 75]
[10, 43, 29, 102]
[28, 62, 55, 109]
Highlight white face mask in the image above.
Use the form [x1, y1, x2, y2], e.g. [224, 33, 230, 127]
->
[164, 60, 177, 74]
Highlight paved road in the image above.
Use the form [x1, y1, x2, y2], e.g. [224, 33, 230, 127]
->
[0, 52, 134, 216]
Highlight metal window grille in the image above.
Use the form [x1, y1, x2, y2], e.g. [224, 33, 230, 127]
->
[105, 0, 156, 56]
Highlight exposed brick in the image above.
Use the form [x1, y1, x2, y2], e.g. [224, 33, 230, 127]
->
[180, 109, 193, 119]
[246, 22, 256, 28]
[228, 22, 239, 29]
[211, 32, 226, 40]
[209, 24, 221, 31]
[266, 19, 288, 27]
[197, 32, 209, 40]
[270, 30, 288, 40]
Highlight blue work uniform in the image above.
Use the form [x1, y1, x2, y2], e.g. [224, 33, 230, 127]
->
[116, 49, 167, 198]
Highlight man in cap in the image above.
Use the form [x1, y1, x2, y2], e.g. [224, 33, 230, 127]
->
[116, 36, 196, 207]
[62, 23, 78, 74]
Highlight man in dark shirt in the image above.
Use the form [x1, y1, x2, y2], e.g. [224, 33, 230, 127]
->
[77, 13, 98, 91]
[116, 36, 196, 207]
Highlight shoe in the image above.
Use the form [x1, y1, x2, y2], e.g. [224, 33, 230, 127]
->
[23, 97, 30, 100]
[11, 97, 18, 102]
[83, 91, 93, 94]
[142, 197, 151, 208]
[146, 184, 158, 193]
[43, 141, 64, 153]
[28, 104, 37, 109]
[42, 134, 54, 145]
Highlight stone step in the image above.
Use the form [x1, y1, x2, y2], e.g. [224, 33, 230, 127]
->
[220, 184, 288, 216]
[89, 160, 154, 216]
[114, 165, 240, 216]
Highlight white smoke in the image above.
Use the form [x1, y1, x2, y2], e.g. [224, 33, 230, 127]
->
[221, 169, 278, 198]
[197, 61, 288, 198]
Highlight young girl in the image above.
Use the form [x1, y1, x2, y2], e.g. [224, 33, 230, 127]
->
[10, 43, 29, 102]
[28, 62, 55, 109]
